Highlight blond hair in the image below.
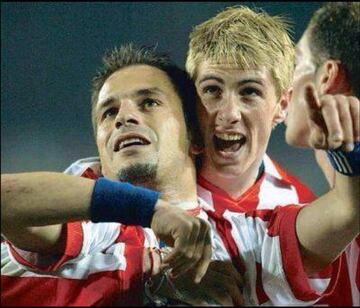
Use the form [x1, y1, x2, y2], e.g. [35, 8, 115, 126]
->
[186, 5, 295, 96]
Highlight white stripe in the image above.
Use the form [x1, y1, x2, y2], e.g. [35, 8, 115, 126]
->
[337, 151, 353, 174]
[332, 151, 347, 173]
[258, 174, 299, 209]
[64, 157, 101, 176]
[221, 210, 330, 306]
[197, 185, 215, 212]
[329, 152, 344, 173]
[345, 240, 360, 306]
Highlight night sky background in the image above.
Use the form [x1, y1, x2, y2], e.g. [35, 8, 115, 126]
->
[2, 2, 328, 196]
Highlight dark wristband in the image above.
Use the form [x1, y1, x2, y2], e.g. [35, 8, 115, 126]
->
[90, 177, 160, 227]
[326, 142, 360, 176]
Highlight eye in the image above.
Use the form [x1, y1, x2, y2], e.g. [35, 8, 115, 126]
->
[202, 85, 222, 98]
[103, 107, 118, 119]
[141, 98, 160, 110]
[240, 87, 262, 97]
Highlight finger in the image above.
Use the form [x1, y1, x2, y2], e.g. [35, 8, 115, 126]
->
[304, 85, 329, 148]
[336, 96, 354, 151]
[309, 125, 328, 149]
[305, 84, 321, 114]
[162, 219, 200, 273]
[349, 96, 360, 142]
[170, 221, 209, 281]
[320, 96, 344, 149]
[194, 235, 212, 283]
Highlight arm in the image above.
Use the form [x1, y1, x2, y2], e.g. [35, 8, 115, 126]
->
[296, 172, 359, 274]
[1, 172, 212, 282]
[1, 172, 93, 254]
[293, 85, 360, 274]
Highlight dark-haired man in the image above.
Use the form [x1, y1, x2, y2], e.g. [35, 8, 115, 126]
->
[285, 2, 359, 306]
[1, 44, 216, 306]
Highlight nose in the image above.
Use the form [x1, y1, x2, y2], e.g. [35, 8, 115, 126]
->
[115, 100, 140, 129]
[216, 95, 241, 127]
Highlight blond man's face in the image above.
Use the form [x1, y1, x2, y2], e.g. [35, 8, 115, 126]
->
[194, 60, 283, 178]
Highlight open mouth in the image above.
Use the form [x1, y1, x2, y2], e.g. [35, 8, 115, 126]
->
[114, 136, 150, 152]
[213, 133, 246, 153]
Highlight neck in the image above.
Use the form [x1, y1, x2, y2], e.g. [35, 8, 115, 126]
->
[200, 161, 262, 199]
[155, 158, 198, 210]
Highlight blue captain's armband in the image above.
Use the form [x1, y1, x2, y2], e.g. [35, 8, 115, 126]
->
[326, 142, 360, 176]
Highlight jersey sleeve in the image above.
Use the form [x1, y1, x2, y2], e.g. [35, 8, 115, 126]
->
[6, 221, 144, 279]
[7, 221, 84, 272]
[228, 205, 340, 305]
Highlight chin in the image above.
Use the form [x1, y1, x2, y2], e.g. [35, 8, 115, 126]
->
[213, 160, 249, 177]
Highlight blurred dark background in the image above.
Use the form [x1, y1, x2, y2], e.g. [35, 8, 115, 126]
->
[1, 2, 328, 196]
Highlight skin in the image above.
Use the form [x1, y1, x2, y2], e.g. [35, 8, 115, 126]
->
[194, 60, 287, 198]
[95, 64, 196, 202]
[286, 30, 359, 152]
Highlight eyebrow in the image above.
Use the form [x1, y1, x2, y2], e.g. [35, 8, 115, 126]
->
[198, 75, 224, 84]
[97, 87, 163, 111]
[238, 79, 265, 87]
[198, 75, 265, 87]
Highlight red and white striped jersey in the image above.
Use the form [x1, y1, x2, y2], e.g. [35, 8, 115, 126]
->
[198, 154, 359, 306]
[1, 157, 159, 306]
[1, 221, 157, 306]
[2, 155, 358, 306]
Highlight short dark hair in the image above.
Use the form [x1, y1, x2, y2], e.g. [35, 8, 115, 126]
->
[91, 43, 200, 143]
[307, 2, 360, 96]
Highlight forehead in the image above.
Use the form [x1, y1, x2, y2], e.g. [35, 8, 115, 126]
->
[195, 60, 274, 85]
[97, 65, 176, 103]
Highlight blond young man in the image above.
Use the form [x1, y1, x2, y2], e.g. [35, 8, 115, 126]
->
[186, 6, 316, 305]
[185, 5, 359, 305]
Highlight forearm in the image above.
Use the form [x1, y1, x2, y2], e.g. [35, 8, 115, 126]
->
[296, 173, 359, 274]
[1, 172, 94, 229]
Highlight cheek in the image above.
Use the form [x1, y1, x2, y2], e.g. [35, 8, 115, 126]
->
[96, 130, 110, 156]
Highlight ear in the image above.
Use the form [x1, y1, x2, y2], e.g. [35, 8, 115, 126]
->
[273, 88, 291, 126]
[317, 60, 352, 95]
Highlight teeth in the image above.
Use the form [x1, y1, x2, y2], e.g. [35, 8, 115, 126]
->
[119, 138, 144, 149]
[216, 133, 243, 141]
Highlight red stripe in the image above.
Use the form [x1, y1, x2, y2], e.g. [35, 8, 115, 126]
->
[8, 221, 83, 272]
[197, 174, 264, 212]
[116, 225, 146, 305]
[255, 262, 270, 304]
[81, 167, 99, 180]
[1, 271, 137, 306]
[315, 254, 353, 306]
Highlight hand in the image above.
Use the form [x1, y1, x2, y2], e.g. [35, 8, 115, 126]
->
[304, 84, 359, 151]
[150, 199, 212, 283]
[165, 260, 244, 306]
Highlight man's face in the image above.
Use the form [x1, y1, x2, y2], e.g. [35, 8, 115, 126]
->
[95, 65, 189, 185]
[285, 31, 317, 146]
[195, 61, 282, 177]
